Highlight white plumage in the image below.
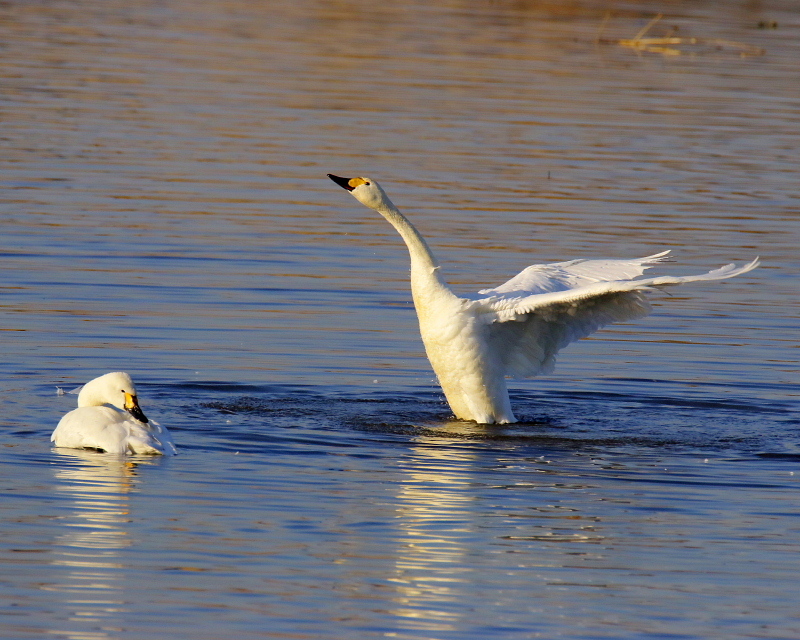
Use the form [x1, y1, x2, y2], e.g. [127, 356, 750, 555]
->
[52, 372, 176, 455]
[328, 174, 759, 425]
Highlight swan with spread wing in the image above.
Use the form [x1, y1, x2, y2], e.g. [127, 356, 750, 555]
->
[328, 174, 759, 424]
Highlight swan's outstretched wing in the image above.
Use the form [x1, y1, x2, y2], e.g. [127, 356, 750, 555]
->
[470, 255, 759, 378]
[476, 251, 672, 297]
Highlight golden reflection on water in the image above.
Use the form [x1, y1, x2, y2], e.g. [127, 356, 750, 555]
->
[43, 452, 150, 640]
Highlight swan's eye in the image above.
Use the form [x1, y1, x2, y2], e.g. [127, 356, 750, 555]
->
[364, 181, 371, 185]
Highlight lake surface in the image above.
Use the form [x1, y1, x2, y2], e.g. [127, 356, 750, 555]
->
[1, 0, 799, 638]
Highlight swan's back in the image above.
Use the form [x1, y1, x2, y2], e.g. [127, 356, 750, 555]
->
[53, 405, 175, 455]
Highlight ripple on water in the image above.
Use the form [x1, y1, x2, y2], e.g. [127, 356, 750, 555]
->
[168, 379, 799, 461]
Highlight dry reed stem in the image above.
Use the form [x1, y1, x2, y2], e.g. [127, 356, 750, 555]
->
[601, 13, 765, 58]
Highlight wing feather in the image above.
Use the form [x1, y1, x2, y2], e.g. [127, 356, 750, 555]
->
[473, 255, 759, 379]
[477, 251, 672, 297]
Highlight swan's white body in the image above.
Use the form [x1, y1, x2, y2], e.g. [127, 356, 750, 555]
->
[328, 174, 759, 424]
[52, 372, 176, 455]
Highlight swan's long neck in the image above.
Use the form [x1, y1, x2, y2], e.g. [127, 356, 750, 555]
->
[376, 201, 437, 271]
[375, 200, 457, 308]
[77, 382, 107, 408]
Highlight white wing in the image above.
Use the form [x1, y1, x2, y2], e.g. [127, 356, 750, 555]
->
[477, 251, 673, 297]
[143, 419, 178, 456]
[467, 253, 759, 378]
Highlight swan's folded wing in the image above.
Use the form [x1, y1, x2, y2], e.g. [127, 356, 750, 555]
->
[475, 258, 759, 378]
[52, 406, 130, 453]
[143, 419, 178, 456]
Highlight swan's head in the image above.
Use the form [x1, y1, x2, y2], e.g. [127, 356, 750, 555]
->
[76, 371, 149, 423]
[327, 174, 390, 210]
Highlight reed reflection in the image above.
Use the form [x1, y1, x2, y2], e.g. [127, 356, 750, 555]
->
[44, 451, 151, 639]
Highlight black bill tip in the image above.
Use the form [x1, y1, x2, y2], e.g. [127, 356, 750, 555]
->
[327, 174, 354, 191]
[125, 396, 149, 424]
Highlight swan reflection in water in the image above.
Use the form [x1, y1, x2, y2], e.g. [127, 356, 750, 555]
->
[389, 425, 605, 634]
[44, 450, 156, 638]
[390, 434, 478, 633]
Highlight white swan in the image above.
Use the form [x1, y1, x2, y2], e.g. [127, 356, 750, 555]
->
[52, 372, 177, 455]
[328, 174, 759, 425]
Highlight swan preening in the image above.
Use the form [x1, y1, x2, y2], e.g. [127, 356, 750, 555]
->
[52, 372, 176, 455]
[328, 173, 759, 425]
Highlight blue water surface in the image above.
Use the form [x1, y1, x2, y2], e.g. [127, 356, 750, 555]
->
[1, 0, 799, 638]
